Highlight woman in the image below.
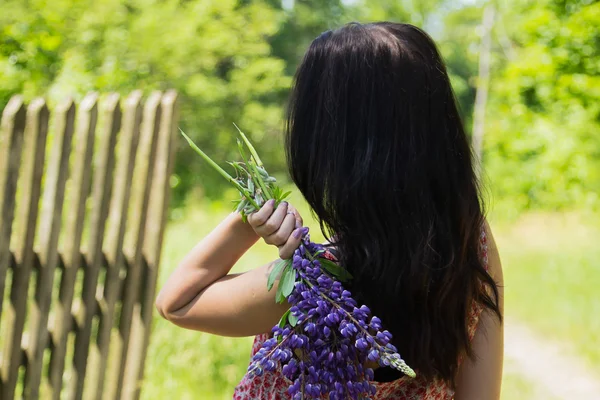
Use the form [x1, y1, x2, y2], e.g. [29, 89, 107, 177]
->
[156, 22, 504, 399]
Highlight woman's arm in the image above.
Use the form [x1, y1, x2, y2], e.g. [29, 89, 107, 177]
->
[155, 200, 303, 336]
[454, 221, 504, 400]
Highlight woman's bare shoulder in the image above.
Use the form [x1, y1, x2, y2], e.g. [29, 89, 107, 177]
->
[483, 219, 503, 283]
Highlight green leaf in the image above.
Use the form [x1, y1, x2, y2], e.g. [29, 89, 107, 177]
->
[280, 264, 297, 297]
[267, 259, 288, 291]
[278, 308, 291, 329]
[319, 258, 353, 282]
[288, 312, 298, 327]
[276, 308, 291, 342]
[275, 285, 287, 304]
[280, 191, 292, 200]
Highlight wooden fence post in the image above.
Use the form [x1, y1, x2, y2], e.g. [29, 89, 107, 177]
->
[124, 90, 179, 400]
[69, 93, 121, 400]
[23, 98, 76, 398]
[87, 90, 143, 400]
[48, 93, 98, 400]
[0, 96, 31, 398]
[0, 96, 26, 335]
[105, 91, 162, 400]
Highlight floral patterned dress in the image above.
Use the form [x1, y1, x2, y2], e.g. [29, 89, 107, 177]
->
[233, 231, 489, 399]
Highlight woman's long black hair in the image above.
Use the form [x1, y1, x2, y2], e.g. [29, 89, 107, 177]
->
[285, 22, 502, 386]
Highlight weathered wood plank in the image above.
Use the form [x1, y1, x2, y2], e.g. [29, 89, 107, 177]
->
[23, 98, 75, 398]
[123, 90, 178, 400]
[0, 97, 34, 398]
[69, 93, 121, 400]
[105, 91, 162, 400]
[3, 98, 49, 397]
[87, 90, 143, 400]
[48, 93, 98, 400]
[0, 96, 26, 335]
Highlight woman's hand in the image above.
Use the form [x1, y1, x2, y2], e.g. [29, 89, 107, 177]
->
[248, 199, 304, 259]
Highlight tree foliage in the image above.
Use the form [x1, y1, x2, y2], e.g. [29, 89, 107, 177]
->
[1, 0, 598, 211]
[1, 0, 291, 204]
[485, 0, 600, 211]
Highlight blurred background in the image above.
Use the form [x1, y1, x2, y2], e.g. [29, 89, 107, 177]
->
[1, 0, 599, 399]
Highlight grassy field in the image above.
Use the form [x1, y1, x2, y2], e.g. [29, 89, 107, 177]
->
[142, 197, 600, 399]
[492, 212, 600, 372]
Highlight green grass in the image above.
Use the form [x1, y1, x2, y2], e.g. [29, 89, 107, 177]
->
[142, 200, 600, 399]
[492, 212, 600, 373]
[501, 359, 560, 400]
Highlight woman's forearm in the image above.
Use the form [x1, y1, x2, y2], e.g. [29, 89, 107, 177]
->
[155, 212, 259, 316]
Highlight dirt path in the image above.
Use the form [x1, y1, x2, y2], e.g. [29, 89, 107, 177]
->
[505, 317, 600, 399]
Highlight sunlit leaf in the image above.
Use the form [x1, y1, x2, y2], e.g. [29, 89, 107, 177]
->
[279, 264, 297, 298]
[280, 191, 292, 200]
[267, 259, 289, 291]
[288, 312, 298, 327]
[319, 258, 353, 282]
[278, 308, 290, 329]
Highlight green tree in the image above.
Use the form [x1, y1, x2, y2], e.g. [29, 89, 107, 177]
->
[0, 0, 291, 205]
[485, 0, 600, 211]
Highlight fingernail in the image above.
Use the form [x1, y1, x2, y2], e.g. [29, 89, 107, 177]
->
[281, 201, 288, 207]
[293, 228, 302, 239]
[301, 227, 309, 235]
[267, 199, 275, 207]
[295, 220, 301, 229]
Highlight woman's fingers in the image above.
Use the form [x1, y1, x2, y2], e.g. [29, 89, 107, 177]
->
[248, 201, 304, 257]
[248, 199, 275, 228]
[278, 227, 304, 259]
[256, 202, 288, 236]
[265, 212, 296, 246]
[287, 204, 303, 229]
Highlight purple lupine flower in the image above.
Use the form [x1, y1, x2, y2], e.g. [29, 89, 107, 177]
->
[247, 231, 416, 399]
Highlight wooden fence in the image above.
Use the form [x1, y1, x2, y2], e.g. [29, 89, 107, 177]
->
[0, 90, 178, 400]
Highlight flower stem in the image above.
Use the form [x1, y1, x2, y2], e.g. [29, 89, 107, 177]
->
[235, 135, 274, 200]
[180, 129, 259, 209]
[233, 122, 264, 167]
[236, 138, 272, 203]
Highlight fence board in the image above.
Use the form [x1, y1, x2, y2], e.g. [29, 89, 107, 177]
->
[0, 96, 26, 335]
[70, 94, 121, 400]
[106, 91, 162, 400]
[87, 90, 143, 400]
[1, 97, 36, 398]
[24, 98, 76, 398]
[48, 93, 98, 400]
[123, 90, 179, 400]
